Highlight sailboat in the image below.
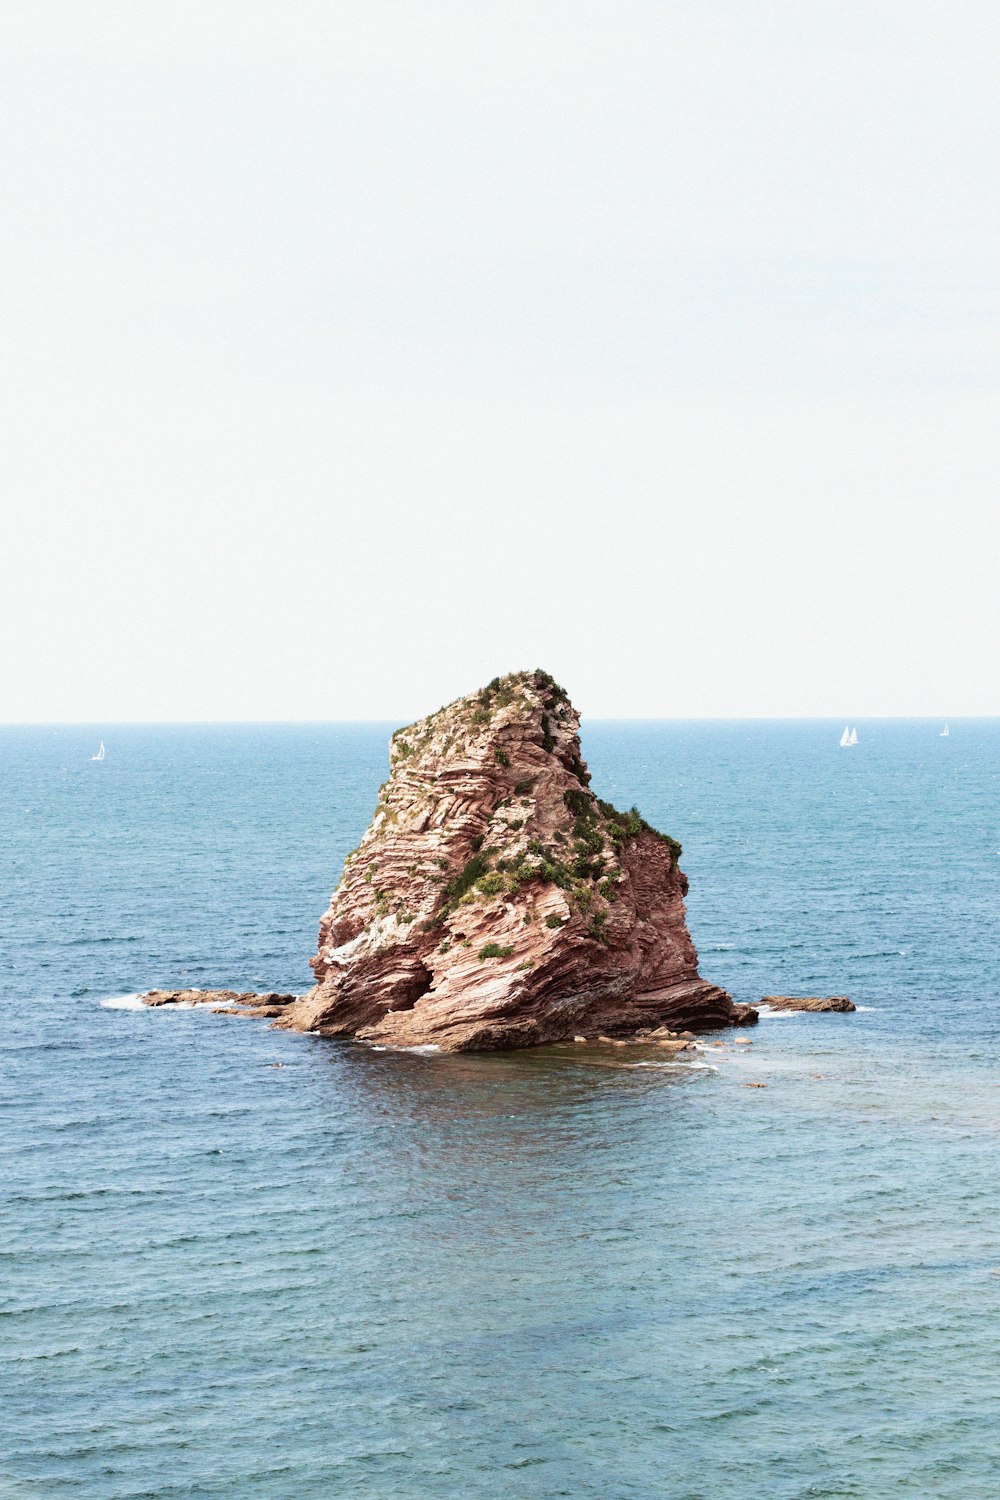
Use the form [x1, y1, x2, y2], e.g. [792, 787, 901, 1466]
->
[839, 725, 851, 747]
[848, 726, 858, 746]
[940, 724, 950, 737]
[91, 740, 105, 761]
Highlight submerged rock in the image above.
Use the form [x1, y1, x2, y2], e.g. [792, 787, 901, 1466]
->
[277, 669, 752, 1050]
[761, 995, 856, 1013]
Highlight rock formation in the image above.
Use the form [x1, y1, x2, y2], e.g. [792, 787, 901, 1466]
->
[761, 995, 856, 1013]
[275, 670, 754, 1050]
[142, 989, 296, 1018]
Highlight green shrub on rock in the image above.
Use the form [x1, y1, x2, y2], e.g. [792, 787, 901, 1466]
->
[478, 942, 514, 960]
[444, 853, 489, 901]
[563, 789, 592, 819]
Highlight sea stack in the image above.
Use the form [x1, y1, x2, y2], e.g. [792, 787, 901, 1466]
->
[280, 670, 753, 1050]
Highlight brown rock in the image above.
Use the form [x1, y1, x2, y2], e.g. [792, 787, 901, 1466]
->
[141, 989, 297, 1014]
[761, 995, 856, 1013]
[279, 670, 749, 1051]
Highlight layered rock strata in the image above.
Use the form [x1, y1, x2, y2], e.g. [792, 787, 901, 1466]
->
[761, 995, 856, 1013]
[276, 670, 754, 1050]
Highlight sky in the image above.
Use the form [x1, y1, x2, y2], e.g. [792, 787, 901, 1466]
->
[1, 0, 998, 721]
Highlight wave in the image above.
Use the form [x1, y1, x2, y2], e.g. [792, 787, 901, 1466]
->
[99, 992, 208, 1011]
[370, 1043, 441, 1054]
[101, 990, 219, 1011]
[756, 1001, 876, 1016]
[626, 1059, 719, 1072]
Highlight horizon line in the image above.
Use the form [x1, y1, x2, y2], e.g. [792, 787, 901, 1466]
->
[0, 714, 991, 728]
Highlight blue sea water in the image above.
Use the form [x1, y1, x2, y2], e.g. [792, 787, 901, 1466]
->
[3, 719, 1000, 1499]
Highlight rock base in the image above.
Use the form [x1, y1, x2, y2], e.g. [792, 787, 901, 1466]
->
[139, 986, 757, 1048]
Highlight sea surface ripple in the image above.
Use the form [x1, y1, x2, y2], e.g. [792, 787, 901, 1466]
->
[2, 719, 999, 1498]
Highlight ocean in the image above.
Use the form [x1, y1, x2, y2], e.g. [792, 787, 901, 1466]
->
[3, 719, 999, 1499]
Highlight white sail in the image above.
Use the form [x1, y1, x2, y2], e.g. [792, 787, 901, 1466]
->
[940, 724, 950, 737]
[91, 740, 105, 761]
[848, 727, 858, 746]
[839, 725, 850, 746]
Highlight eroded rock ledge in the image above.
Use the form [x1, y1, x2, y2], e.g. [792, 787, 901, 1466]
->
[272, 669, 753, 1049]
[761, 995, 856, 1013]
[142, 989, 298, 1018]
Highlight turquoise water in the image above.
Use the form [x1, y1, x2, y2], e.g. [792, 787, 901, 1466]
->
[3, 720, 1000, 1498]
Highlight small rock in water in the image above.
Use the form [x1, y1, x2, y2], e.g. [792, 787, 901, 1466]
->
[762, 995, 856, 1013]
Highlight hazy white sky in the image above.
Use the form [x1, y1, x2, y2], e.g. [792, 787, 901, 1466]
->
[2, 0, 998, 720]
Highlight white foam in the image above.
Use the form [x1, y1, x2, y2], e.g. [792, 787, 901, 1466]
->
[757, 1002, 874, 1016]
[100, 992, 221, 1011]
[371, 1042, 441, 1054]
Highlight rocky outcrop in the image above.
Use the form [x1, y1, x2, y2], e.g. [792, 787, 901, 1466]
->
[142, 989, 298, 1017]
[761, 995, 856, 1013]
[276, 670, 752, 1050]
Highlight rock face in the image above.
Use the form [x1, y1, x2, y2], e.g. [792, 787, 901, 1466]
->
[279, 670, 752, 1051]
[761, 995, 856, 1013]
